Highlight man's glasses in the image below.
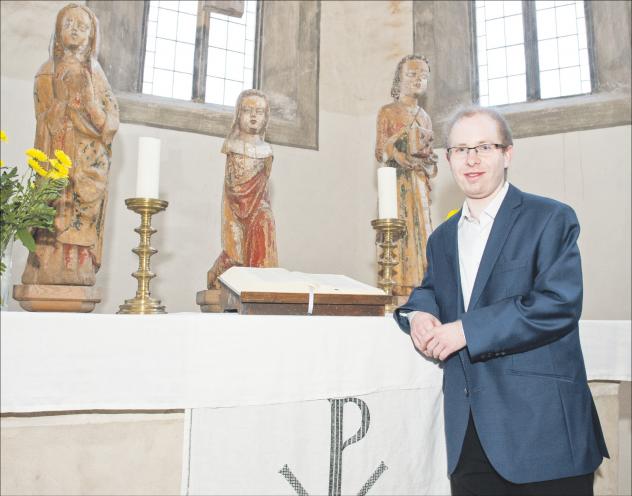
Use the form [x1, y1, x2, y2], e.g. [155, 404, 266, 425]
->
[447, 143, 507, 160]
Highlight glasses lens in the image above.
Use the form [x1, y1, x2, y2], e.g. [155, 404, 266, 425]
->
[449, 144, 503, 159]
[450, 147, 467, 159]
[477, 144, 496, 154]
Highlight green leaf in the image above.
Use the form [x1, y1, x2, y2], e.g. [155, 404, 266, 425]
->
[16, 228, 36, 252]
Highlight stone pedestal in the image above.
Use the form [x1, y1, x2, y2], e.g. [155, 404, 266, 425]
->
[196, 289, 222, 313]
[13, 284, 101, 313]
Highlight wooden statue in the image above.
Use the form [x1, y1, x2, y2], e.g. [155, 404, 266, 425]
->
[207, 89, 278, 289]
[375, 55, 438, 297]
[21, 3, 119, 287]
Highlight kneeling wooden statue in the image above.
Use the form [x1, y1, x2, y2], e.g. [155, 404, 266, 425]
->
[197, 89, 278, 312]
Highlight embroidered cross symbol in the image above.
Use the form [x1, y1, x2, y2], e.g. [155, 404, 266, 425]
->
[279, 397, 388, 496]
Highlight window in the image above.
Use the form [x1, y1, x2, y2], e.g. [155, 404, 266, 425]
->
[142, 0, 259, 106]
[206, 5, 257, 105]
[413, 1, 629, 143]
[474, 0, 592, 106]
[87, 0, 320, 148]
[535, 1, 591, 98]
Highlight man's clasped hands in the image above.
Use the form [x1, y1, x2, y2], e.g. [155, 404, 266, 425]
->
[410, 312, 467, 361]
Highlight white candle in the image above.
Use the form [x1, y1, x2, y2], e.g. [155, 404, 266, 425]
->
[377, 167, 398, 219]
[136, 137, 161, 199]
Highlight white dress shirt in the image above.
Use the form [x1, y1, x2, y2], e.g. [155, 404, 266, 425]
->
[406, 181, 509, 323]
[458, 181, 509, 311]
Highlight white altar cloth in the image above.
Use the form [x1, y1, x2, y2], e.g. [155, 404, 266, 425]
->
[183, 388, 449, 495]
[1, 312, 441, 413]
[1, 313, 629, 413]
[577, 320, 631, 381]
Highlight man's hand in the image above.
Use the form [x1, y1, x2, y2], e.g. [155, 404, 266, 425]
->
[422, 321, 467, 361]
[409, 312, 441, 354]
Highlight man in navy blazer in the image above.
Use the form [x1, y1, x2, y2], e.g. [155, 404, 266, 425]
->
[394, 106, 608, 495]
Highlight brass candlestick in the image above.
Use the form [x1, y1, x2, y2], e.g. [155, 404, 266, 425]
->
[118, 198, 168, 314]
[371, 218, 407, 313]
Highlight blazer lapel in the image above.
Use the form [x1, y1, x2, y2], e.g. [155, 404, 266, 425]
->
[442, 213, 465, 317]
[468, 185, 523, 311]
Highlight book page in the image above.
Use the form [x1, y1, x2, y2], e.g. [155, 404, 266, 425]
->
[290, 271, 385, 295]
[219, 267, 384, 295]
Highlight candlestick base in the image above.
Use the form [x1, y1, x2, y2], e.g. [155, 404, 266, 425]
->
[117, 198, 168, 315]
[118, 296, 166, 315]
[371, 218, 407, 313]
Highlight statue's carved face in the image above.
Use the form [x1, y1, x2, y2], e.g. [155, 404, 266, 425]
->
[400, 59, 429, 98]
[238, 95, 267, 135]
[60, 8, 92, 51]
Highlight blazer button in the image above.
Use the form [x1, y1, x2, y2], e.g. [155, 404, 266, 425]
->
[464, 388, 469, 396]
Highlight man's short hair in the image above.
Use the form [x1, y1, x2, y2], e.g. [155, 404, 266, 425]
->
[444, 105, 513, 148]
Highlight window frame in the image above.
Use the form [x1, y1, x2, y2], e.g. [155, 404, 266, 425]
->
[87, 0, 320, 150]
[175, 1, 262, 104]
[473, 1, 595, 104]
[413, 0, 630, 145]
[139, 1, 262, 104]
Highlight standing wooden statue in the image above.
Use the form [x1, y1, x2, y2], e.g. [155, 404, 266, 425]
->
[16, 3, 119, 311]
[207, 89, 278, 289]
[375, 55, 437, 297]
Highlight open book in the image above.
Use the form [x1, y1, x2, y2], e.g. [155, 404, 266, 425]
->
[219, 267, 385, 296]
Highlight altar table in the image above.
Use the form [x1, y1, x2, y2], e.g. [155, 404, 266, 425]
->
[1, 313, 629, 495]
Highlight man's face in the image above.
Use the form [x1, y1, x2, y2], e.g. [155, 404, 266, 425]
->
[400, 59, 429, 98]
[61, 8, 92, 51]
[239, 95, 267, 135]
[446, 113, 512, 202]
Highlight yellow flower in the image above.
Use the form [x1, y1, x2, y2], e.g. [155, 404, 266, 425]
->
[49, 158, 69, 177]
[445, 208, 460, 220]
[48, 170, 65, 180]
[54, 149, 72, 168]
[27, 158, 49, 177]
[25, 148, 48, 162]
[0, 160, 4, 168]
[0, 130, 7, 142]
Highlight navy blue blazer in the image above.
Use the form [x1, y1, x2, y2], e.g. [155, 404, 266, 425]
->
[394, 184, 608, 484]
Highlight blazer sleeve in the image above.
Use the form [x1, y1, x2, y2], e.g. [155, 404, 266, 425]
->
[462, 204, 583, 361]
[393, 235, 441, 334]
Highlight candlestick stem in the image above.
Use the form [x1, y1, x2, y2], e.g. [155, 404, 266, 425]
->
[371, 218, 406, 313]
[118, 198, 168, 314]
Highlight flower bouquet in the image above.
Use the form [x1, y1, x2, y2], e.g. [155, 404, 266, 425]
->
[0, 130, 71, 280]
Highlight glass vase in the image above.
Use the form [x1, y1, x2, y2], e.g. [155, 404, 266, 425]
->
[1, 236, 14, 311]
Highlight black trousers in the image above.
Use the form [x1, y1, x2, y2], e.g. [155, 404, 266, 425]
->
[450, 413, 594, 496]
